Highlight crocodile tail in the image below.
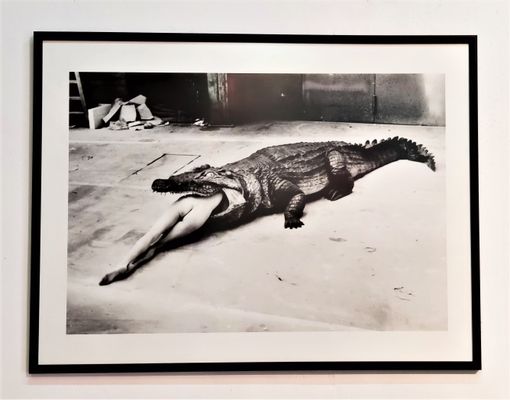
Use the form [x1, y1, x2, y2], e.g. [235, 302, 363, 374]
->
[401, 137, 435, 171]
[373, 137, 436, 171]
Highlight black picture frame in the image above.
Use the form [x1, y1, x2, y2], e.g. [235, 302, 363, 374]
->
[30, 32, 480, 374]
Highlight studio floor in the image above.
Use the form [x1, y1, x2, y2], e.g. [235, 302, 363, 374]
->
[67, 121, 446, 334]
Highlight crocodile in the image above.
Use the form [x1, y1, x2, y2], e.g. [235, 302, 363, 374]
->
[151, 137, 436, 229]
[99, 136, 436, 285]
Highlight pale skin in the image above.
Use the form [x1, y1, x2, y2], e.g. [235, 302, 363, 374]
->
[99, 192, 223, 285]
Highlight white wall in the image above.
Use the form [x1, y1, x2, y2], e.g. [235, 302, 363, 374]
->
[1, 0, 509, 398]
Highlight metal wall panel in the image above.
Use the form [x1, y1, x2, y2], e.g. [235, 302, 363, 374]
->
[302, 74, 375, 123]
[375, 74, 445, 126]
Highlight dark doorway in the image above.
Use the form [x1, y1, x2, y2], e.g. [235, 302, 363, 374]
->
[80, 73, 210, 123]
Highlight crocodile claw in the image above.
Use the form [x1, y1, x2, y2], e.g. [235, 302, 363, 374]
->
[285, 217, 304, 229]
[326, 188, 349, 201]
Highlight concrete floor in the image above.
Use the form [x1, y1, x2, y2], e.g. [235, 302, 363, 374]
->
[67, 121, 446, 334]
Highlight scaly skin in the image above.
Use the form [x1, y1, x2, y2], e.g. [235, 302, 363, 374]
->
[152, 137, 436, 228]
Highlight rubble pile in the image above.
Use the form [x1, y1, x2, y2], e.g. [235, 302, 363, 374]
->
[87, 94, 168, 131]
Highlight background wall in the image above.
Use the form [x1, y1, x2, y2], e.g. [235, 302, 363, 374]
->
[77, 73, 445, 126]
[302, 74, 445, 125]
[1, 0, 509, 399]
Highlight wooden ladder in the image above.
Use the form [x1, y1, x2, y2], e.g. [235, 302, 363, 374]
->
[69, 72, 87, 127]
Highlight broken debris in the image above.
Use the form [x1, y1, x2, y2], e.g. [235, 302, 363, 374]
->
[128, 94, 147, 105]
[137, 103, 154, 120]
[88, 104, 112, 129]
[87, 94, 164, 131]
[128, 121, 144, 128]
[119, 104, 137, 122]
[102, 98, 123, 124]
[88, 94, 214, 131]
[143, 117, 163, 129]
[109, 120, 128, 130]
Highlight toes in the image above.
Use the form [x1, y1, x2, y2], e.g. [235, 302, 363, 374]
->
[99, 273, 115, 286]
[99, 269, 125, 285]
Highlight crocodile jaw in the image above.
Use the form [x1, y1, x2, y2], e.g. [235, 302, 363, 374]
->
[212, 188, 247, 218]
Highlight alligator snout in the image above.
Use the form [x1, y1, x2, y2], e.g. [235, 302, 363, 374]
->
[151, 179, 170, 192]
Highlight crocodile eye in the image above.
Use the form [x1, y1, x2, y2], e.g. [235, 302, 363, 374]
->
[204, 171, 215, 178]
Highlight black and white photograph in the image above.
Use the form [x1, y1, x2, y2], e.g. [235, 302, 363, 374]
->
[67, 72, 446, 334]
[6, 0, 510, 397]
[29, 34, 479, 372]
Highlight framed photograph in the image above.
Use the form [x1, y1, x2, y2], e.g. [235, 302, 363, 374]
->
[30, 32, 480, 373]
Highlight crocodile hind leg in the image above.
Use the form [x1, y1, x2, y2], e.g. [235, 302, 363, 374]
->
[270, 177, 306, 229]
[325, 150, 354, 201]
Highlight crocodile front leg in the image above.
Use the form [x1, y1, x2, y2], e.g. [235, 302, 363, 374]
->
[270, 177, 306, 229]
[326, 149, 354, 201]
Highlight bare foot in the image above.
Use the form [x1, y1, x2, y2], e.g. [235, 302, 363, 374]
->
[99, 247, 157, 285]
[99, 268, 128, 286]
